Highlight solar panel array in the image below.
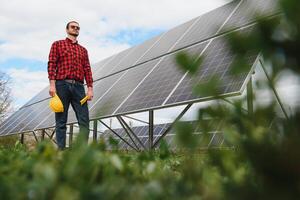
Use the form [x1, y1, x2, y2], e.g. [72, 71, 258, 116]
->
[0, 0, 279, 136]
[101, 120, 230, 150]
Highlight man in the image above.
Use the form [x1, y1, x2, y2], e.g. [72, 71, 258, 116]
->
[48, 21, 94, 150]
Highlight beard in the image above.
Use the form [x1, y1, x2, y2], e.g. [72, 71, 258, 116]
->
[69, 32, 79, 37]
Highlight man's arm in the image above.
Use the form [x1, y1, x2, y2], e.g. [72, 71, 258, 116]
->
[48, 42, 58, 97]
[83, 49, 94, 101]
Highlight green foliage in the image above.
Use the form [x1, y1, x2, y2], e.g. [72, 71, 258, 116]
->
[1, 0, 300, 199]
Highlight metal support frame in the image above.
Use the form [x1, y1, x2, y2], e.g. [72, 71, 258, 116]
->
[153, 103, 193, 148]
[99, 119, 139, 151]
[32, 131, 39, 142]
[148, 110, 154, 150]
[118, 116, 147, 150]
[123, 115, 149, 125]
[116, 116, 140, 150]
[93, 120, 98, 142]
[222, 98, 249, 113]
[50, 128, 56, 139]
[44, 129, 57, 144]
[259, 59, 289, 119]
[69, 124, 73, 147]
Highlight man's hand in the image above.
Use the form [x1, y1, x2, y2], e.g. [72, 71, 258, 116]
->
[49, 80, 56, 97]
[87, 87, 93, 101]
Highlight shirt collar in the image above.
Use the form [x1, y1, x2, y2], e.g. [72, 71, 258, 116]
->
[66, 37, 78, 44]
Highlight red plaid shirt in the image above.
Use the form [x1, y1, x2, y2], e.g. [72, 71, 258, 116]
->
[48, 38, 93, 87]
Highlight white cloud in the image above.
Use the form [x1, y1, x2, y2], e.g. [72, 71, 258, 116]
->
[0, 0, 229, 63]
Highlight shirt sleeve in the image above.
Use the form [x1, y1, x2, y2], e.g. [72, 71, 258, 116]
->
[84, 49, 93, 88]
[48, 42, 58, 80]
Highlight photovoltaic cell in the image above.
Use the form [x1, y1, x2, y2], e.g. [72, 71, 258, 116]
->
[172, 0, 240, 51]
[137, 17, 198, 64]
[224, 0, 279, 29]
[0, 110, 24, 135]
[91, 56, 114, 75]
[6, 100, 47, 135]
[93, 48, 135, 79]
[89, 59, 160, 118]
[34, 111, 55, 130]
[108, 35, 162, 73]
[3, 101, 46, 135]
[0, 107, 32, 136]
[116, 41, 209, 114]
[21, 101, 54, 132]
[165, 27, 259, 105]
[209, 132, 224, 147]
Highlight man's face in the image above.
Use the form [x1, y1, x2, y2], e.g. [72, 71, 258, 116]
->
[66, 22, 80, 37]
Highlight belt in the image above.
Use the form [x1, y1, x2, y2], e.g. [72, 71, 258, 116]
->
[63, 79, 83, 84]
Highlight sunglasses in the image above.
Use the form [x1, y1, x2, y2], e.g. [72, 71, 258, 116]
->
[70, 25, 80, 30]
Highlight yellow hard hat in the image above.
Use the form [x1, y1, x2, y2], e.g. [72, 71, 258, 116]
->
[80, 95, 89, 105]
[49, 93, 64, 112]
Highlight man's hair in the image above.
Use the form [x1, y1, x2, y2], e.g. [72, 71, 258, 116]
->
[66, 21, 79, 29]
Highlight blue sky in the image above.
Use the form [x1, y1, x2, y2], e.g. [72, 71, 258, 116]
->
[0, 0, 229, 110]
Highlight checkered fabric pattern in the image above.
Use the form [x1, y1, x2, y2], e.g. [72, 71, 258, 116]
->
[48, 38, 93, 87]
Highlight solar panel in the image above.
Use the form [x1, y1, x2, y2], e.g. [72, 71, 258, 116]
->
[115, 41, 209, 115]
[223, 0, 279, 29]
[136, 17, 199, 64]
[165, 26, 259, 105]
[5, 100, 47, 135]
[2, 101, 46, 135]
[0, 110, 23, 135]
[91, 56, 114, 75]
[89, 59, 161, 119]
[20, 100, 53, 133]
[33, 111, 55, 131]
[0, 108, 31, 136]
[108, 35, 162, 73]
[172, 0, 240, 50]
[93, 48, 135, 79]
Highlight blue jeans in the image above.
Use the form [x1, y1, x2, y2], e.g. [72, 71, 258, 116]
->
[55, 80, 89, 149]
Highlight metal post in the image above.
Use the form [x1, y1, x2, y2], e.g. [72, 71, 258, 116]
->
[259, 59, 289, 119]
[148, 110, 154, 150]
[41, 129, 45, 141]
[32, 131, 39, 142]
[50, 128, 56, 139]
[69, 124, 73, 147]
[20, 133, 24, 144]
[93, 120, 98, 142]
[247, 76, 253, 116]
